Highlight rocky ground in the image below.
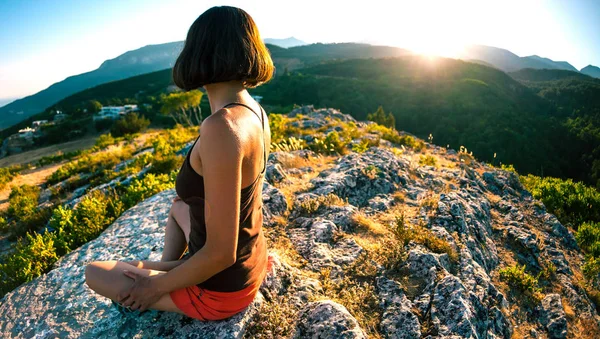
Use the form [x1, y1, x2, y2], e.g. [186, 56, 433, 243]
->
[1, 106, 599, 338]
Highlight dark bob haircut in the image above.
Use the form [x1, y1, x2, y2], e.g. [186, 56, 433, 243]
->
[173, 6, 274, 90]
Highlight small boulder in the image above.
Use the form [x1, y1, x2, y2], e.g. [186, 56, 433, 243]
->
[294, 300, 366, 339]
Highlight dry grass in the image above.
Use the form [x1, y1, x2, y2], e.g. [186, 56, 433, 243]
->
[243, 294, 301, 338]
[0, 163, 63, 211]
[313, 267, 383, 338]
[351, 211, 388, 236]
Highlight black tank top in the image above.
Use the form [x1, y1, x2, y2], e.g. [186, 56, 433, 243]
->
[175, 102, 268, 292]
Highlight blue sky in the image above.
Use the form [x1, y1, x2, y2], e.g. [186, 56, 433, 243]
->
[1, 0, 599, 106]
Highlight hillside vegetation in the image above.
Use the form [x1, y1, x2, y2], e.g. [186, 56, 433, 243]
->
[5, 55, 600, 190]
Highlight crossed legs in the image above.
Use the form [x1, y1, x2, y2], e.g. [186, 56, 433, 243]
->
[84, 199, 191, 313]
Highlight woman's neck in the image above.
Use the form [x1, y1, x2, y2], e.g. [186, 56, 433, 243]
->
[204, 81, 251, 114]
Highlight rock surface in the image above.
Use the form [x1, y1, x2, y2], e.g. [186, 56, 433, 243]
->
[294, 300, 367, 339]
[1, 106, 599, 338]
[0, 190, 263, 339]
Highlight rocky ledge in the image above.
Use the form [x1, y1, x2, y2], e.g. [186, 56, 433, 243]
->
[1, 106, 599, 338]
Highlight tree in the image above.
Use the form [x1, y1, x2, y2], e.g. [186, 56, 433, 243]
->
[159, 90, 203, 126]
[110, 112, 150, 137]
[367, 106, 396, 129]
[86, 100, 102, 114]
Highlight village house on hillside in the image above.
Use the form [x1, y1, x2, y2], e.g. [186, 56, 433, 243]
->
[0, 119, 49, 156]
[93, 104, 138, 121]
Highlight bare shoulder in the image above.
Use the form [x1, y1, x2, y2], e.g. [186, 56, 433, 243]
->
[196, 110, 242, 160]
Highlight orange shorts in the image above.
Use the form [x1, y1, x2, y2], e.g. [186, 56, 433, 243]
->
[169, 256, 273, 321]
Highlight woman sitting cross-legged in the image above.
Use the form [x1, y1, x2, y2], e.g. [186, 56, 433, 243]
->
[84, 5, 273, 321]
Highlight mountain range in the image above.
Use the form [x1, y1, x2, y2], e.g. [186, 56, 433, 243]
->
[0, 39, 598, 130]
[263, 37, 307, 48]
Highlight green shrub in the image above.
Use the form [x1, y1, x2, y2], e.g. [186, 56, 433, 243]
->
[392, 215, 458, 262]
[577, 222, 600, 256]
[269, 113, 300, 144]
[0, 168, 16, 190]
[352, 137, 380, 153]
[419, 155, 437, 167]
[310, 131, 348, 155]
[0, 232, 59, 296]
[110, 112, 150, 137]
[520, 175, 600, 227]
[501, 164, 518, 174]
[8, 185, 40, 220]
[149, 154, 184, 175]
[94, 133, 117, 149]
[583, 257, 600, 282]
[48, 147, 133, 185]
[121, 173, 176, 209]
[499, 264, 542, 297]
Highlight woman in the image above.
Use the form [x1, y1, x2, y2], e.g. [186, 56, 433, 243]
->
[84, 6, 273, 321]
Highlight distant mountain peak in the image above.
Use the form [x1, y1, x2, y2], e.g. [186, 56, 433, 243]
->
[458, 45, 578, 72]
[581, 65, 600, 79]
[263, 37, 307, 48]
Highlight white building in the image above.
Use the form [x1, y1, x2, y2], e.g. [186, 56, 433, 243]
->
[94, 106, 126, 121]
[32, 120, 48, 128]
[123, 104, 139, 112]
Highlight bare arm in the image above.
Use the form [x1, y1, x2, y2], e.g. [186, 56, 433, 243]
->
[153, 114, 242, 293]
[125, 259, 187, 272]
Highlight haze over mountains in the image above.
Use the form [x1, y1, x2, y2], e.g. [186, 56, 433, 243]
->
[0, 38, 599, 130]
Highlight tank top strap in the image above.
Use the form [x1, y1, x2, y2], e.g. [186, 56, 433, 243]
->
[223, 102, 267, 175]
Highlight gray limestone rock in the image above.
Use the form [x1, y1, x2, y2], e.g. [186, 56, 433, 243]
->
[538, 294, 568, 339]
[294, 300, 366, 339]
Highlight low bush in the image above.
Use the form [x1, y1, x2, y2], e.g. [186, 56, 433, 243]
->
[48, 146, 133, 185]
[0, 231, 59, 296]
[499, 264, 542, 298]
[577, 222, 600, 256]
[310, 131, 349, 155]
[352, 137, 380, 153]
[392, 214, 458, 263]
[7, 185, 40, 220]
[269, 113, 301, 144]
[110, 112, 150, 137]
[120, 172, 176, 209]
[0, 167, 17, 190]
[419, 155, 437, 167]
[50, 190, 124, 256]
[297, 193, 346, 215]
[521, 175, 600, 227]
[148, 154, 184, 175]
[94, 133, 118, 150]
[5, 184, 51, 238]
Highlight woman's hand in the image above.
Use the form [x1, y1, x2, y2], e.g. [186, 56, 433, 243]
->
[173, 195, 182, 203]
[117, 270, 166, 312]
